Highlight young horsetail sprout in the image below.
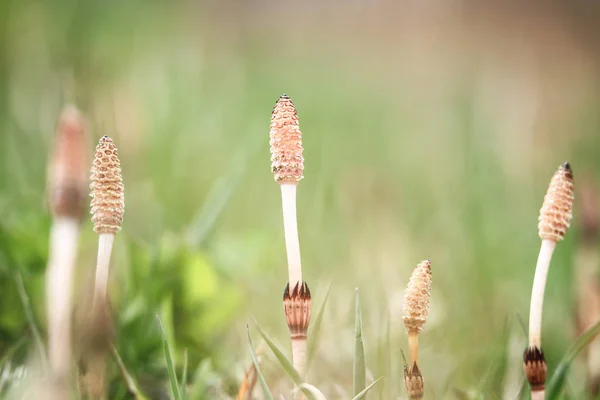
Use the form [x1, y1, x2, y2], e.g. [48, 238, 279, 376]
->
[46, 105, 89, 382]
[402, 260, 432, 400]
[90, 136, 124, 306]
[270, 94, 311, 387]
[525, 162, 573, 399]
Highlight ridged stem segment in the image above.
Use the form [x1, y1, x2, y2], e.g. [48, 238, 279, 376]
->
[283, 282, 311, 381]
[525, 162, 574, 397]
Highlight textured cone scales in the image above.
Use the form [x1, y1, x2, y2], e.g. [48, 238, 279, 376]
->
[538, 162, 574, 242]
[48, 105, 89, 219]
[270, 94, 304, 184]
[523, 346, 547, 391]
[404, 362, 424, 399]
[90, 136, 124, 234]
[283, 281, 311, 339]
[403, 260, 432, 334]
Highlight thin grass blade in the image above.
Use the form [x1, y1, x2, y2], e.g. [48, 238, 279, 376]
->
[353, 288, 366, 397]
[156, 315, 181, 400]
[247, 325, 275, 400]
[251, 317, 302, 384]
[296, 383, 328, 400]
[547, 319, 600, 399]
[14, 272, 47, 370]
[111, 346, 150, 400]
[307, 282, 332, 365]
[181, 348, 188, 400]
[351, 378, 382, 400]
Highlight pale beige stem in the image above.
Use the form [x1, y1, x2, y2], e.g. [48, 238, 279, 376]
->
[408, 332, 419, 366]
[291, 338, 308, 378]
[528, 239, 556, 348]
[93, 233, 115, 306]
[531, 390, 545, 400]
[280, 183, 302, 288]
[46, 217, 80, 380]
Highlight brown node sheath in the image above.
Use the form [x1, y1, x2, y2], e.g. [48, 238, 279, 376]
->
[523, 346, 547, 391]
[270, 94, 304, 184]
[48, 105, 89, 220]
[90, 136, 125, 234]
[283, 281, 311, 339]
[404, 361, 424, 399]
[538, 162, 574, 242]
[403, 260, 432, 334]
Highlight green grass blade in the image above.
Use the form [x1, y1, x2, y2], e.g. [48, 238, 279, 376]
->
[156, 315, 181, 400]
[307, 282, 332, 366]
[547, 319, 600, 399]
[353, 288, 366, 397]
[14, 272, 47, 370]
[351, 378, 382, 400]
[246, 325, 275, 400]
[180, 348, 188, 400]
[251, 318, 322, 400]
[111, 346, 150, 400]
[251, 317, 302, 384]
[297, 383, 328, 400]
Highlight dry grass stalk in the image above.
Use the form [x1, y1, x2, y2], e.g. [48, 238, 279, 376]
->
[575, 180, 600, 396]
[45, 105, 89, 385]
[402, 260, 432, 400]
[270, 94, 310, 395]
[525, 162, 573, 398]
[236, 343, 265, 400]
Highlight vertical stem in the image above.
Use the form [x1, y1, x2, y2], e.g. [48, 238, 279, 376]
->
[280, 184, 302, 287]
[291, 338, 308, 378]
[531, 390, 545, 400]
[408, 333, 419, 366]
[93, 233, 115, 306]
[46, 217, 80, 380]
[528, 239, 556, 348]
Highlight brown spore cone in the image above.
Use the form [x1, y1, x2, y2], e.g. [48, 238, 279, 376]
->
[90, 136, 124, 234]
[403, 260, 432, 334]
[48, 105, 89, 219]
[270, 94, 304, 184]
[538, 162, 574, 242]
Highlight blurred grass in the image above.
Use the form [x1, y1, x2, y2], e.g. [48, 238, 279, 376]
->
[0, 0, 600, 398]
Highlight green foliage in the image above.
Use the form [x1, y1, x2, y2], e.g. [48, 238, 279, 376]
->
[246, 325, 275, 400]
[157, 315, 182, 400]
[353, 288, 366, 397]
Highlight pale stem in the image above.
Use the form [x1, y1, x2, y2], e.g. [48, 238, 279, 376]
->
[408, 332, 419, 366]
[528, 239, 557, 348]
[93, 233, 115, 306]
[291, 338, 308, 400]
[46, 217, 80, 379]
[531, 390, 545, 400]
[280, 183, 302, 287]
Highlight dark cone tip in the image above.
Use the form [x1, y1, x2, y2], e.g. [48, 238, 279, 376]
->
[523, 346, 545, 363]
[561, 161, 573, 178]
[523, 346, 547, 390]
[283, 281, 311, 300]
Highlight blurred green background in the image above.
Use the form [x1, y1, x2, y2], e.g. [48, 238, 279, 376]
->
[1, 0, 600, 398]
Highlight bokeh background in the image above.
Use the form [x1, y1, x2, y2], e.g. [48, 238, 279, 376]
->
[1, 1, 600, 398]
